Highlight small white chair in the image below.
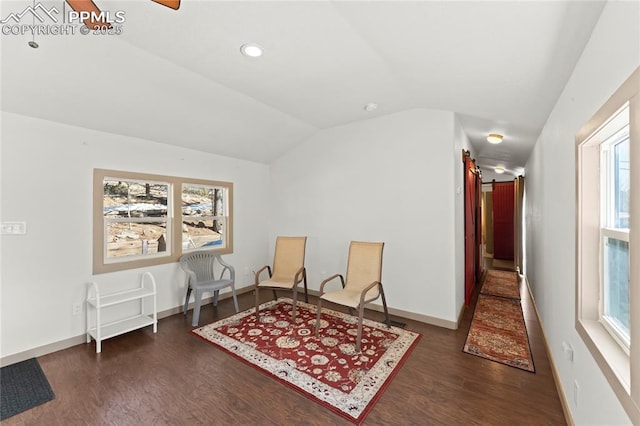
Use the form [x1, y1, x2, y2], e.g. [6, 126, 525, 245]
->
[180, 252, 239, 326]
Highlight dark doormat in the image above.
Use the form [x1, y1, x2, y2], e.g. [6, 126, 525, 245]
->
[1, 358, 55, 420]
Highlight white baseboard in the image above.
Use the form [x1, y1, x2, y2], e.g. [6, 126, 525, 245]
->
[0, 286, 255, 367]
[522, 274, 574, 426]
[305, 289, 460, 330]
[2, 285, 458, 366]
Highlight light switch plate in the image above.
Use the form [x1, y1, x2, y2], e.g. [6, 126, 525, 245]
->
[1, 222, 27, 235]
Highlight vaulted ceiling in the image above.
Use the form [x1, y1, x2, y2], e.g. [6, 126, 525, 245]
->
[1, 0, 606, 176]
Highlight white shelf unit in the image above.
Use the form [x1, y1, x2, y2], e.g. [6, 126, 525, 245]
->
[86, 271, 158, 353]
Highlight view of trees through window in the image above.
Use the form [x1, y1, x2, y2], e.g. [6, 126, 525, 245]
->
[103, 179, 169, 258]
[103, 179, 228, 259]
[181, 184, 226, 250]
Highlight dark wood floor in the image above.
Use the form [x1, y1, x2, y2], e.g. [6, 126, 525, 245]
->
[4, 275, 566, 425]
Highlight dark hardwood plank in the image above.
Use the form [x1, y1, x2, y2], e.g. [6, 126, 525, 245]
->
[3, 282, 566, 425]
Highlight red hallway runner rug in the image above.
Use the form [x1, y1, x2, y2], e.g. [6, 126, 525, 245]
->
[463, 293, 535, 373]
[192, 298, 422, 424]
[480, 269, 520, 300]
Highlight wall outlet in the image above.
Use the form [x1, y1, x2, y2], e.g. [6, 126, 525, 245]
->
[72, 303, 82, 315]
[562, 341, 574, 362]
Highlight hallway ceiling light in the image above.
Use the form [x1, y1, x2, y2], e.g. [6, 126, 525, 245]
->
[487, 133, 504, 144]
[495, 166, 505, 174]
[240, 43, 263, 58]
[364, 103, 378, 112]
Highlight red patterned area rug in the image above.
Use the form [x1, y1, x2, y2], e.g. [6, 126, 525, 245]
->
[463, 294, 535, 373]
[191, 298, 421, 424]
[480, 269, 520, 299]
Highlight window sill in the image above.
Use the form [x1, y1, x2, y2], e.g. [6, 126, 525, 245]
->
[577, 319, 639, 422]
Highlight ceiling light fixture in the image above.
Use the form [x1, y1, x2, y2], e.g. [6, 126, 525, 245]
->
[240, 43, 263, 58]
[364, 103, 378, 112]
[487, 133, 504, 144]
[28, 0, 39, 48]
[495, 166, 505, 174]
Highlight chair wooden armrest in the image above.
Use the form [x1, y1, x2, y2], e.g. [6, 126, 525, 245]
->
[294, 267, 306, 284]
[319, 274, 345, 294]
[254, 265, 272, 285]
[359, 280, 382, 305]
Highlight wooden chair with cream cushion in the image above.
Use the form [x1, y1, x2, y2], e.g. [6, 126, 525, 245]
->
[255, 236, 308, 322]
[315, 241, 390, 352]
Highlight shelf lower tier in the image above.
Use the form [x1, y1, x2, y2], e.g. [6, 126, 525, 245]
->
[88, 314, 156, 342]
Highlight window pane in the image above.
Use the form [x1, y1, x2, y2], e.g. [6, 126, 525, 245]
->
[603, 237, 630, 341]
[106, 222, 168, 258]
[182, 185, 224, 217]
[104, 180, 168, 218]
[182, 185, 226, 250]
[103, 179, 169, 259]
[182, 219, 224, 249]
[614, 138, 630, 228]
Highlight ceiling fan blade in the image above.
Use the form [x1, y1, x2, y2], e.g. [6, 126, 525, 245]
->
[151, 0, 181, 10]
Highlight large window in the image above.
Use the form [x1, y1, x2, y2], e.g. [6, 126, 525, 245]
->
[94, 169, 233, 274]
[576, 66, 638, 422]
[599, 109, 630, 353]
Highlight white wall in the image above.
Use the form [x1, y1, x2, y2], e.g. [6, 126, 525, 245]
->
[525, 1, 639, 424]
[269, 109, 462, 324]
[0, 112, 271, 358]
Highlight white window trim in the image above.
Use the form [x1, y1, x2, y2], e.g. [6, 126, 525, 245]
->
[575, 66, 639, 423]
[93, 169, 233, 274]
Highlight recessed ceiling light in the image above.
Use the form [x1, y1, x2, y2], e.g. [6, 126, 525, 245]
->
[487, 133, 503, 144]
[495, 166, 505, 174]
[364, 103, 378, 112]
[240, 43, 263, 58]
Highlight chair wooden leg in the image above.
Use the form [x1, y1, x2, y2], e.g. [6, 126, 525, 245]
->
[213, 290, 219, 307]
[356, 304, 366, 353]
[315, 299, 323, 337]
[379, 284, 391, 328]
[255, 285, 261, 321]
[272, 290, 278, 300]
[291, 288, 297, 322]
[303, 269, 309, 303]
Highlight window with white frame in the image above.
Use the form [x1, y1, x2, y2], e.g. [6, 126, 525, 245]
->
[575, 66, 638, 422]
[599, 108, 630, 353]
[181, 184, 229, 251]
[94, 169, 233, 274]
